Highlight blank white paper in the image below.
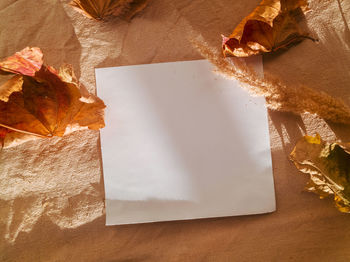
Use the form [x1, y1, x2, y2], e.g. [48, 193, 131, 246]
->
[95, 59, 275, 226]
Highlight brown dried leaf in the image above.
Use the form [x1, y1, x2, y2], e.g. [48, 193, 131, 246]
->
[70, 0, 149, 21]
[0, 47, 105, 147]
[290, 134, 350, 213]
[222, 0, 314, 57]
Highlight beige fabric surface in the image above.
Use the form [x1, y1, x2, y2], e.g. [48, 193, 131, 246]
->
[1, 0, 350, 261]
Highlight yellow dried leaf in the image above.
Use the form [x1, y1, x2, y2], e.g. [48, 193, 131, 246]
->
[222, 0, 314, 57]
[290, 134, 350, 213]
[70, 0, 149, 21]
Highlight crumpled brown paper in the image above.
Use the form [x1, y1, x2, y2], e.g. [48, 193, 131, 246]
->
[1, 0, 350, 261]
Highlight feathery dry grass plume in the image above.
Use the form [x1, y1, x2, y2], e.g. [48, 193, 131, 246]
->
[192, 39, 350, 125]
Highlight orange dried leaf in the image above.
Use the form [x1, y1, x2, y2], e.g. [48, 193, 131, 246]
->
[70, 0, 149, 21]
[0, 47, 43, 76]
[290, 134, 350, 213]
[0, 47, 105, 145]
[0, 75, 23, 102]
[223, 0, 314, 57]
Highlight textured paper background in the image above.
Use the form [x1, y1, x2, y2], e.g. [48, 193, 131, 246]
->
[0, 0, 350, 261]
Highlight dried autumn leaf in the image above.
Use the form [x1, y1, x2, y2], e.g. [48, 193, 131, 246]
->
[0, 126, 8, 148]
[0, 47, 43, 76]
[222, 0, 314, 57]
[290, 134, 350, 213]
[0, 47, 105, 147]
[70, 0, 149, 21]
